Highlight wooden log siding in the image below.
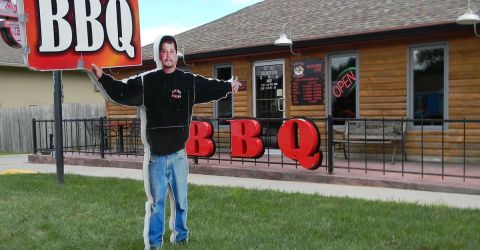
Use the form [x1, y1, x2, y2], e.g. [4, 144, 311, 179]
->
[360, 44, 407, 119]
[450, 37, 480, 120]
[107, 101, 138, 118]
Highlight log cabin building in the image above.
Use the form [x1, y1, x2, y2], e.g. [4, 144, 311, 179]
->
[106, 0, 480, 163]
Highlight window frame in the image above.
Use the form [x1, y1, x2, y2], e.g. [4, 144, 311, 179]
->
[407, 42, 449, 130]
[213, 63, 234, 126]
[326, 51, 360, 125]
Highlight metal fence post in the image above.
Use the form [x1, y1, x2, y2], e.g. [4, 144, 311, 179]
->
[32, 119, 37, 154]
[100, 117, 105, 159]
[327, 115, 334, 174]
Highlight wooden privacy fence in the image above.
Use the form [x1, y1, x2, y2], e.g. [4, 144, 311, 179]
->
[0, 104, 104, 153]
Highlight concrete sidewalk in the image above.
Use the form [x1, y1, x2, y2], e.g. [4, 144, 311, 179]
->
[2, 155, 480, 209]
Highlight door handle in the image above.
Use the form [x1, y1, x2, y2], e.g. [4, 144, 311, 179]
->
[277, 98, 285, 112]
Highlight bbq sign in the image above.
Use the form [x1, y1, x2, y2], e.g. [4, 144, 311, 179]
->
[17, 0, 141, 70]
[0, 0, 21, 48]
[186, 119, 323, 170]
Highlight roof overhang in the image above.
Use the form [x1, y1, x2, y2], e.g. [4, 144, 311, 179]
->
[143, 22, 469, 64]
[0, 62, 25, 67]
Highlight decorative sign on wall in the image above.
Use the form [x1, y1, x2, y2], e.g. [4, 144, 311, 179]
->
[16, 0, 142, 70]
[238, 80, 247, 91]
[291, 58, 325, 105]
[0, 0, 21, 48]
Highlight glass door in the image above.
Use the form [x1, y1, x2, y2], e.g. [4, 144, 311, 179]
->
[253, 60, 284, 148]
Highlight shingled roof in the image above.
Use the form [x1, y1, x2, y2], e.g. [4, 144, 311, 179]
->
[143, 0, 474, 61]
[0, 0, 474, 66]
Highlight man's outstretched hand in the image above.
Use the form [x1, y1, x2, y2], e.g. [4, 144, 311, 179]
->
[91, 64, 104, 79]
[231, 76, 242, 94]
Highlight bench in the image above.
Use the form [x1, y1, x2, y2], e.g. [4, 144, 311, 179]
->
[334, 120, 407, 164]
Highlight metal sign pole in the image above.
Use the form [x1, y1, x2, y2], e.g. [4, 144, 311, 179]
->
[53, 70, 64, 185]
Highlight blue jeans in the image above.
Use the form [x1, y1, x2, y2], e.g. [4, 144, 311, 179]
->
[148, 149, 189, 247]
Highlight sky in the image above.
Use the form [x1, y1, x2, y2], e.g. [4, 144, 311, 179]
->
[138, 0, 263, 45]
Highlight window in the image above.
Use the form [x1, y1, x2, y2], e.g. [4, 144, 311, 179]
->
[329, 53, 358, 124]
[409, 44, 447, 126]
[214, 65, 233, 125]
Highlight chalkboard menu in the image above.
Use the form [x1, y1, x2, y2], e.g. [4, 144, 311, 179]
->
[291, 58, 325, 105]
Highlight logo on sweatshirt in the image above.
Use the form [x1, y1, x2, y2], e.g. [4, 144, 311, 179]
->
[171, 89, 182, 99]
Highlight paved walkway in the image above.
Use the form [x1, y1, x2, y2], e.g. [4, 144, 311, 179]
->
[2, 155, 480, 209]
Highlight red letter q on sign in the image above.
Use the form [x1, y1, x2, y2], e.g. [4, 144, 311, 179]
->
[278, 118, 323, 170]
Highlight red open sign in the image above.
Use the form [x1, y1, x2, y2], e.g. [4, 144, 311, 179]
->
[332, 68, 356, 98]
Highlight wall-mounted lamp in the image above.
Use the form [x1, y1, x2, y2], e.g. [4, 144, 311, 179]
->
[456, 0, 480, 37]
[177, 45, 193, 67]
[274, 23, 300, 56]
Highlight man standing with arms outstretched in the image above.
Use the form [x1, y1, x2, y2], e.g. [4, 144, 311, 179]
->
[90, 35, 241, 249]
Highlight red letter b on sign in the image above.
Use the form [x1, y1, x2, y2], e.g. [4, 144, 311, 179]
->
[229, 120, 264, 158]
[278, 119, 323, 170]
[186, 121, 215, 157]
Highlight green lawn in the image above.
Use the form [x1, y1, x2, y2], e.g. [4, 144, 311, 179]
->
[0, 174, 479, 250]
[0, 152, 19, 156]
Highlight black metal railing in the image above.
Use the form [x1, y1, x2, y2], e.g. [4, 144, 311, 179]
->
[331, 117, 480, 181]
[33, 117, 143, 158]
[32, 116, 480, 180]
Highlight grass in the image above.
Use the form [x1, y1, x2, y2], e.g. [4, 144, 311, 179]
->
[0, 174, 479, 250]
[0, 152, 20, 156]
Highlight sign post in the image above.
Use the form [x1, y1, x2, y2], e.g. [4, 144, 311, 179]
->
[53, 71, 64, 184]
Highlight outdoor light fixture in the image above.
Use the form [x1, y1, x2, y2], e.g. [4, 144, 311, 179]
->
[177, 45, 193, 67]
[177, 50, 184, 58]
[456, 0, 480, 37]
[274, 23, 300, 56]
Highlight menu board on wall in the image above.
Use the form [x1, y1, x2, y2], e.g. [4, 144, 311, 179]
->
[291, 58, 325, 105]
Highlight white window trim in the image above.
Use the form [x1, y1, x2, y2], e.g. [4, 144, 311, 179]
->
[213, 64, 234, 126]
[407, 42, 449, 131]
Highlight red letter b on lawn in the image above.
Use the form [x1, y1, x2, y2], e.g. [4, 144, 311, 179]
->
[229, 119, 264, 158]
[186, 121, 215, 157]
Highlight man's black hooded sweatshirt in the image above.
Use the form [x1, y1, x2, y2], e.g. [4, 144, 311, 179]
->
[98, 69, 231, 155]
